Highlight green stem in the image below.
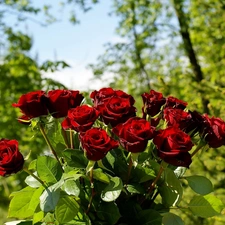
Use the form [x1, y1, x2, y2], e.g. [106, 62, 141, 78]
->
[126, 155, 133, 185]
[23, 168, 47, 188]
[39, 123, 63, 170]
[148, 164, 165, 194]
[141, 161, 167, 205]
[191, 140, 206, 157]
[61, 128, 69, 148]
[86, 167, 95, 214]
[70, 129, 74, 149]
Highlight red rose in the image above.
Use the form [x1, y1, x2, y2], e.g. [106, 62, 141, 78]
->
[91, 88, 136, 127]
[165, 96, 187, 110]
[142, 90, 166, 117]
[47, 90, 84, 118]
[0, 139, 24, 176]
[12, 90, 48, 119]
[90, 87, 115, 107]
[79, 128, 119, 161]
[201, 114, 225, 148]
[97, 96, 136, 127]
[153, 127, 194, 168]
[90, 87, 135, 108]
[164, 108, 203, 134]
[113, 117, 155, 153]
[62, 105, 100, 132]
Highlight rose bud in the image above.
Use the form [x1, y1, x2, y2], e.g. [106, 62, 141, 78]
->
[165, 96, 187, 110]
[0, 139, 24, 176]
[141, 89, 166, 117]
[153, 127, 194, 168]
[62, 105, 100, 132]
[200, 114, 225, 148]
[79, 128, 119, 161]
[12, 90, 48, 119]
[47, 89, 84, 118]
[113, 117, 155, 153]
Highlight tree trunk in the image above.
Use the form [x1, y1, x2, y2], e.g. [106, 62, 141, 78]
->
[173, 0, 210, 114]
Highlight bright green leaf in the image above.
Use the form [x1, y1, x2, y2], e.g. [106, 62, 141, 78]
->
[36, 156, 63, 184]
[101, 177, 123, 202]
[62, 180, 80, 196]
[189, 194, 224, 218]
[8, 186, 43, 219]
[25, 172, 41, 188]
[55, 197, 80, 223]
[93, 168, 110, 183]
[33, 211, 44, 224]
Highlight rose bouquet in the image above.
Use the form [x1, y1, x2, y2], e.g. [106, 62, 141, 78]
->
[2, 88, 225, 225]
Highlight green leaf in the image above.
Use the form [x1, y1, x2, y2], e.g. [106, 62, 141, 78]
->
[93, 168, 110, 183]
[63, 170, 83, 182]
[162, 213, 184, 225]
[36, 156, 63, 184]
[25, 172, 41, 188]
[137, 209, 162, 225]
[97, 202, 121, 225]
[189, 194, 224, 218]
[46, 118, 67, 153]
[42, 212, 58, 224]
[127, 184, 145, 194]
[33, 211, 44, 224]
[159, 168, 183, 207]
[8, 186, 44, 219]
[86, 160, 96, 173]
[101, 177, 123, 202]
[105, 151, 116, 169]
[174, 167, 187, 178]
[39, 180, 63, 212]
[133, 165, 156, 183]
[63, 149, 88, 168]
[185, 175, 213, 195]
[55, 197, 80, 223]
[62, 180, 80, 196]
[28, 159, 37, 170]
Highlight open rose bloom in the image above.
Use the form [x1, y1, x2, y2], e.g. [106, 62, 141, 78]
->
[4, 88, 225, 224]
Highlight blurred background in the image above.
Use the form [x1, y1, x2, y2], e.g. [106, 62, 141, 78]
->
[1, 0, 225, 224]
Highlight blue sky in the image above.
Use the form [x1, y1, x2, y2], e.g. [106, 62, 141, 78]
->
[16, 1, 119, 90]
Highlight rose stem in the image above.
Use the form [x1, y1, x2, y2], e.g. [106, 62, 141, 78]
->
[39, 123, 63, 171]
[86, 166, 95, 214]
[125, 155, 133, 186]
[61, 128, 69, 148]
[141, 162, 166, 204]
[23, 167, 47, 188]
[191, 141, 205, 157]
[70, 129, 74, 149]
[148, 164, 164, 194]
